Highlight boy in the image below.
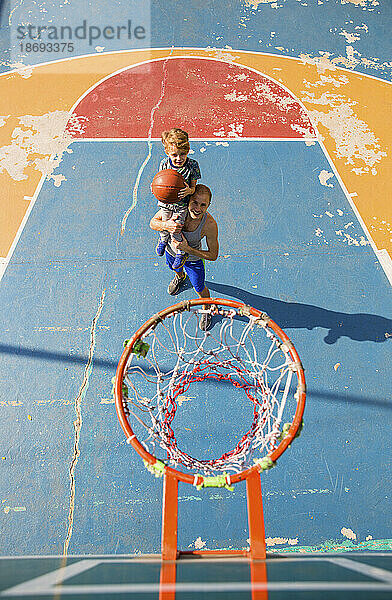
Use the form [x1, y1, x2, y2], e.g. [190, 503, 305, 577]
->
[155, 128, 201, 270]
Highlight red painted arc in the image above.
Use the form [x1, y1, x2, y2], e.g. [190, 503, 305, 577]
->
[114, 297, 306, 486]
[68, 57, 316, 139]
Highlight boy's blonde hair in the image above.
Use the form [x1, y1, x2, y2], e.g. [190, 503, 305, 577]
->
[161, 128, 190, 153]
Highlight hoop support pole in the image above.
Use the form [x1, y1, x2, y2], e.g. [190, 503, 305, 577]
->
[250, 559, 269, 600]
[159, 560, 176, 600]
[246, 470, 266, 560]
[161, 471, 178, 561]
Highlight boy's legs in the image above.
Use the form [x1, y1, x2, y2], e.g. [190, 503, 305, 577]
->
[171, 204, 189, 270]
[156, 206, 172, 256]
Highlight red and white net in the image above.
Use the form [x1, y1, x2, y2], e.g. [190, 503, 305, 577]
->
[120, 304, 303, 475]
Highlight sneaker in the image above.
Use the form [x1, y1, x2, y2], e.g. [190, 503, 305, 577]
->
[155, 240, 167, 257]
[172, 252, 189, 270]
[199, 312, 212, 331]
[168, 272, 187, 295]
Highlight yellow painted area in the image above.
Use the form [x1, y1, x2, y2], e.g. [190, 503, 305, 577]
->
[0, 48, 391, 258]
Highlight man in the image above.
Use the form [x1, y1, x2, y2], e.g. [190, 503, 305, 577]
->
[150, 184, 219, 330]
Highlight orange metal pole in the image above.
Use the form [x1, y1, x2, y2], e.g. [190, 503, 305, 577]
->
[161, 472, 179, 560]
[250, 560, 269, 600]
[246, 470, 266, 559]
[159, 560, 177, 600]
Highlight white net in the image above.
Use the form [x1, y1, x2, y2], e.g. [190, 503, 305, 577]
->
[120, 304, 303, 475]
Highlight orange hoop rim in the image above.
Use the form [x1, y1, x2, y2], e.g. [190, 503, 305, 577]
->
[114, 298, 306, 486]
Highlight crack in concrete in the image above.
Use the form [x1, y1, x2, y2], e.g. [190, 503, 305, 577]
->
[63, 288, 106, 557]
[120, 47, 174, 236]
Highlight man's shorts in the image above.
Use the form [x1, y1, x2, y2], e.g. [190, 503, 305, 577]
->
[165, 252, 205, 293]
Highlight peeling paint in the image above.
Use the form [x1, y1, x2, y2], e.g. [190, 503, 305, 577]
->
[301, 88, 387, 175]
[319, 169, 334, 187]
[335, 230, 370, 245]
[0, 400, 22, 407]
[100, 398, 114, 404]
[243, 0, 281, 6]
[32, 325, 109, 333]
[266, 536, 299, 546]
[270, 537, 392, 553]
[0, 111, 83, 184]
[340, 0, 379, 7]
[4, 61, 33, 78]
[36, 398, 72, 406]
[3, 506, 26, 514]
[177, 395, 194, 406]
[299, 50, 391, 75]
[194, 536, 207, 549]
[205, 46, 240, 63]
[341, 527, 357, 540]
[338, 30, 361, 44]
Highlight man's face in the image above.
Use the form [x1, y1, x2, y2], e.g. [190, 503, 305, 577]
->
[166, 145, 188, 167]
[188, 192, 210, 219]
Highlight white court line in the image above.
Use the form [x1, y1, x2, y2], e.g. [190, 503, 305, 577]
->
[326, 557, 392, 584]
[70, 137, 319, 142]
[65, 55, 318, 147]
[2, 582, 392, 596]
[1, 46, 390, 86]
[0, 174, 46, 284]
[1, 557, 392, 596]
[0, 552, 391, 559]
[318, 138, 392, 288]
[0, 560, 101, 597]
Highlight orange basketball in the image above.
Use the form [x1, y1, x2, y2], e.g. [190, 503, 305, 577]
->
[151, 169, 185, 204]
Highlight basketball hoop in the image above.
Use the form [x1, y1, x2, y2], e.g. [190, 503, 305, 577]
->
[114, 298, 306, 489]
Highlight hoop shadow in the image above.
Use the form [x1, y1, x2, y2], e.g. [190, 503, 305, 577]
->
[205, 281, 392, 345]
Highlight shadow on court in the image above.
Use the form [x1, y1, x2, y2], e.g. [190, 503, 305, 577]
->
[206, 281, 392, 345]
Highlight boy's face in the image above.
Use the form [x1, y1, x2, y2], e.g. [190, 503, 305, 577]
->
[165, 144, 188, 167]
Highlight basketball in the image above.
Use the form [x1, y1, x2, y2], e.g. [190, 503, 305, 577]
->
[151, 169, 185, 204]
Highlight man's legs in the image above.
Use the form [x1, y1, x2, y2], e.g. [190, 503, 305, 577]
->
[195, 286, 212, 330]
[165, 256, 212, 329]
[166, 252, 187, 295]
[182, 262, 211, 331]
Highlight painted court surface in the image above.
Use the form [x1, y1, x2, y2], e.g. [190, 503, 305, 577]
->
[0, 0, 391, 594]
[0, 554, 392, 598]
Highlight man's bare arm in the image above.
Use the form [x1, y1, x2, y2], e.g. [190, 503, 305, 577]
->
[150, 210, 182, 234]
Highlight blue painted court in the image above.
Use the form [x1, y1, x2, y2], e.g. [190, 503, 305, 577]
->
[0, 137, 390, 555]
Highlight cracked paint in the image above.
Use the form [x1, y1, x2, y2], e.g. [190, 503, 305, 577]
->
[63, 288, 106, 557]
[120, 48, 173, 236]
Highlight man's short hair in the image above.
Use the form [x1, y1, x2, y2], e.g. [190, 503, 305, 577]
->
[194, 183, 212, 204]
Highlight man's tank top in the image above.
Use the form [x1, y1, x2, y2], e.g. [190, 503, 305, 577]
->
[167, 213, 208, 261]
